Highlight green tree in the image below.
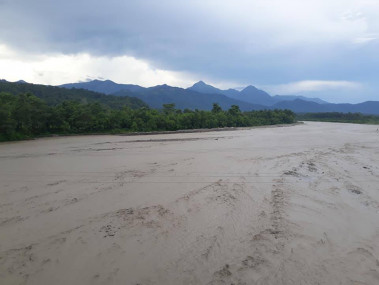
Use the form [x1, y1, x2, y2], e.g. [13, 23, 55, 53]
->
[162, 103, 176, 115]
[228, 105, 241, 116]
[212, 103, 222, 113]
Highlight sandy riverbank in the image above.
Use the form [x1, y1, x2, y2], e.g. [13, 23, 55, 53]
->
[1, 122, 379, 284]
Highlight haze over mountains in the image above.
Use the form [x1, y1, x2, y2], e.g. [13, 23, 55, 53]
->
[59, 79, 379, 115]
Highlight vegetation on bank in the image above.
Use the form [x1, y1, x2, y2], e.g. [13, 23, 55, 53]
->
[0, 92, 296, 141]
[297, 112, 379, 124]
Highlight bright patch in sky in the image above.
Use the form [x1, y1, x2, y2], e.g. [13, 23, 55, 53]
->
[0, 45, 195, 87]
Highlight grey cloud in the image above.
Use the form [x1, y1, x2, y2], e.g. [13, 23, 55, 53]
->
[0, 0, 379, 102]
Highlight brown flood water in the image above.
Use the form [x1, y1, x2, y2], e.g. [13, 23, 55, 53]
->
[1, 122, 379, 284]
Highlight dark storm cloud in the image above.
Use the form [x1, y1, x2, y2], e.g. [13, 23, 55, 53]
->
[0, 0, 378, 101]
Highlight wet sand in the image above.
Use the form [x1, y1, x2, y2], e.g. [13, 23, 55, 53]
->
[1, 122, 379, 285]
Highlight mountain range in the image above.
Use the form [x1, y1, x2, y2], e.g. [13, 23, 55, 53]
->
[188, 81, 328, 105]
[61, 80, 266, 111]
[59, 79, 379, 115]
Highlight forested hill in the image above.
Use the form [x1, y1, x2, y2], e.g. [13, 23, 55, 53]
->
[0, 80, 147, 109]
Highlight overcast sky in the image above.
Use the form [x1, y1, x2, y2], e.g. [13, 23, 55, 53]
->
[0, 0, 378, 103]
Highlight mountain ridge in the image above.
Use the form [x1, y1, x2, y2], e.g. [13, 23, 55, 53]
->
[52, 79, 379, 115]
[189, 81, 329, 105]
[61, 79, 144, 94]
[0, 79, 147, 109]
[113, 84, 267, 111]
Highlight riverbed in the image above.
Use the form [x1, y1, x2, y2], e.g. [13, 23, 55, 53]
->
[1, 122, 379, 284]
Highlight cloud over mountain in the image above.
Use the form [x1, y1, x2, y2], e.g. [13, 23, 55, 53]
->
[0, 0, 378, 102]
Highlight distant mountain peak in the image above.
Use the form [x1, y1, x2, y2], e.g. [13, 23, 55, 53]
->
[242, 85, 259, 92]
[60, 79, 144, 94]
[189, 81, 244, 98]
[189, 80, 225, 95]
[91, 79, 115, 83]
[155, 83, 169, 88]
[191, 80, 212, 88]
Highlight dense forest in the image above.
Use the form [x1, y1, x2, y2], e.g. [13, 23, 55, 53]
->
[297, 112, 379, 124]
[0, 80, 147, 109]
[0, 92, 296, 141]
